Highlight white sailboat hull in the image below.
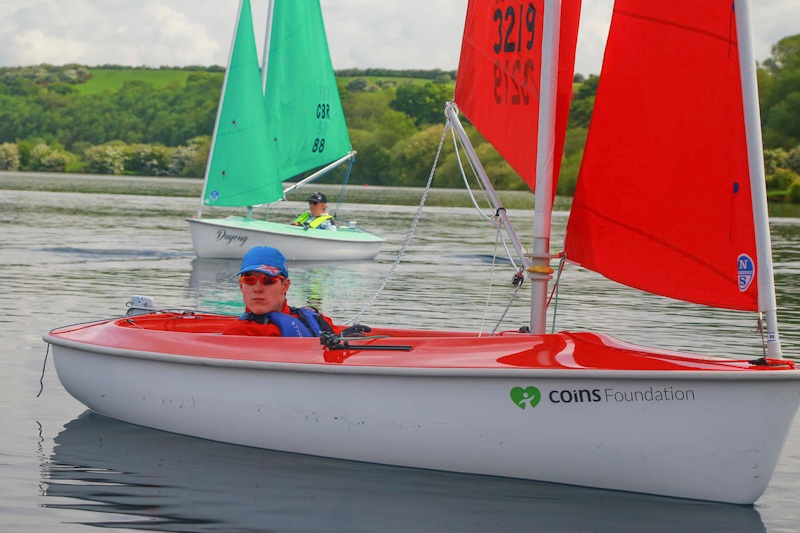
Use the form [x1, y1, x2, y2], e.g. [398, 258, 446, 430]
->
[187, 217, 384, 260]
[47, 329, 800, 505]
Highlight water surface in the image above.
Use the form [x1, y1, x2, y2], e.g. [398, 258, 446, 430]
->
[2, 173, 799, 532]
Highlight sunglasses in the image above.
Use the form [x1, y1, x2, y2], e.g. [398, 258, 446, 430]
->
[240, 274, 284, 286]
[308, 201, 319, 205]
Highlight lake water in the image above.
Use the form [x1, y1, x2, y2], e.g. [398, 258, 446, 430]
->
[2, 173, 800, 532]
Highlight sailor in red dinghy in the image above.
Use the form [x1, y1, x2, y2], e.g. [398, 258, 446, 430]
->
[222, 246, 344, 337]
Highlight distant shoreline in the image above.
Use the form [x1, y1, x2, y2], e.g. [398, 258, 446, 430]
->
[0, 170, 549, 210]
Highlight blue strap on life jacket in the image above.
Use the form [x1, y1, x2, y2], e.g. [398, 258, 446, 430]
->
[238, 307, 333, 337]
[292, 307, 335, 335]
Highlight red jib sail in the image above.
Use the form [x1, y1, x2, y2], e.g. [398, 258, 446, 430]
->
[454, 0, 582, 193]
[565, 0, 759, 311]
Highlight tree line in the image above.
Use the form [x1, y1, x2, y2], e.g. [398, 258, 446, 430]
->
[0, 34, 799, 201]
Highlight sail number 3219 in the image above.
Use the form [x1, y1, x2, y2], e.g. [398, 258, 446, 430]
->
[493, 2, 537, 106]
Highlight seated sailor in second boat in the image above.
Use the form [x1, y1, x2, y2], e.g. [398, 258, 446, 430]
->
[290, 192, 337, 230]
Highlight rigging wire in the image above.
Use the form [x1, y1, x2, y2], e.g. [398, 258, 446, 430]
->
[441, 119, 536, 334]
[345, 110, 533, 333]
[479, 217, 503, 336]
[548, 253, 567, 333]
[757, 312, 768, 358]
[342, 120, 452, 326]
[491, 283, 524, 336]
[450, 128, 520, 271]
[332, 156, 356, 219]
[449, 123, 528, 334]
[487, 216, 525, 336]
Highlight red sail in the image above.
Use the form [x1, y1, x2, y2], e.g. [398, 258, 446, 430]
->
[565, 0, 758, 311]
[454, 0, 581, 193]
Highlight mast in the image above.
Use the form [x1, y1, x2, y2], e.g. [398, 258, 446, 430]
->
[528, 0, 562, 334]
[734, 0, 782, 357]
[261, 0, 275, 94]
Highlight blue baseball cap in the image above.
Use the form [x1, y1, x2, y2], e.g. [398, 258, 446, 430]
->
[237, 246, 289, 278]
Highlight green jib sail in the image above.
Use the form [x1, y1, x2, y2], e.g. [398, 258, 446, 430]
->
[202, 0, 283, 207]
[263, 1, 352, 181]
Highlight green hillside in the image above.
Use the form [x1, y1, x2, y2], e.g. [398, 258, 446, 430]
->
[78, 69, 428, 95]
[0, 42, 798, 200]
[75, 68, 222, 95]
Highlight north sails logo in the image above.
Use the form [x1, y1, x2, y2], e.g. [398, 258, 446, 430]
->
[737, 253, 755, 292]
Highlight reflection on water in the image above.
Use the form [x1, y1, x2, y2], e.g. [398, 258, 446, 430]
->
[41, 412, 766, 533]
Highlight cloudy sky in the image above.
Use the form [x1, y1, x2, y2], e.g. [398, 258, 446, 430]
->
[1, 0, 798, 76]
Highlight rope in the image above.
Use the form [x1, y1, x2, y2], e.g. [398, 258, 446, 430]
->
[333, 156, 356, 218]
[37, 344, 50, 398]
[451, 128, 520, 271]
[757, 312, 768, 358]
[491, 282, 523, 336]
[449, 126, 527, 335]
[445, 120, 531, 335]
[344, 109, 524, 332]
[343, 120, 452, 325]
[479, 219, 503, 336]
[548, 253, 567, 333]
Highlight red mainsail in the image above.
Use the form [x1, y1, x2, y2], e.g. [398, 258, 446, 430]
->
[454, 0, 582, 193]
[565, 0, 759, 311]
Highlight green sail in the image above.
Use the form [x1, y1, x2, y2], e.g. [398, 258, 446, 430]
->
[202, 0, 283, 207]
[264, 1, 352, 181]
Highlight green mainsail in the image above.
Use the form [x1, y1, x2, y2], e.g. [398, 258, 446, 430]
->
[202, 0, 282, 207]
[263, 0, 353, 181]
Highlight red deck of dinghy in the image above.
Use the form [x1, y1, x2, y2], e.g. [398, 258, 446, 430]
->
[47, 312, 795, 372]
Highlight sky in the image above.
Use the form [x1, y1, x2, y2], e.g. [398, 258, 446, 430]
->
[1, 0, 798, 77]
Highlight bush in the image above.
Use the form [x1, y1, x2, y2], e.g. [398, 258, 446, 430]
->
[84, 144, 127, 175]
[790, 181, 800, 203]
[0, 142, 20, 170]
[28, 143, 77, 172]
[169, 136, 209, 177]
[557, 152, 583, 196]
[15, 139, 37, 168]
[764, 148, 789, 174]
[125, 143, 173, 176]
[346, 78, 369, 93]
[39, 149, 77, 172]
[786, 145, 800, 174]
[766, 167, 798, 191]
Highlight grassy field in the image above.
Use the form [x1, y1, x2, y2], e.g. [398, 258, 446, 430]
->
[74, 69, 222, 95]
[76, 68, 436, 95]
[337, 76, 437, 86]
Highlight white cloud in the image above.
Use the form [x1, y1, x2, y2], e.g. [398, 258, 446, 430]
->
[137, 4, 220, 66]
[11, 30, 90, 65]
[575, 1, 613, 76]
[0, 0, 796, 73]
[321, 0, 466, 70]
